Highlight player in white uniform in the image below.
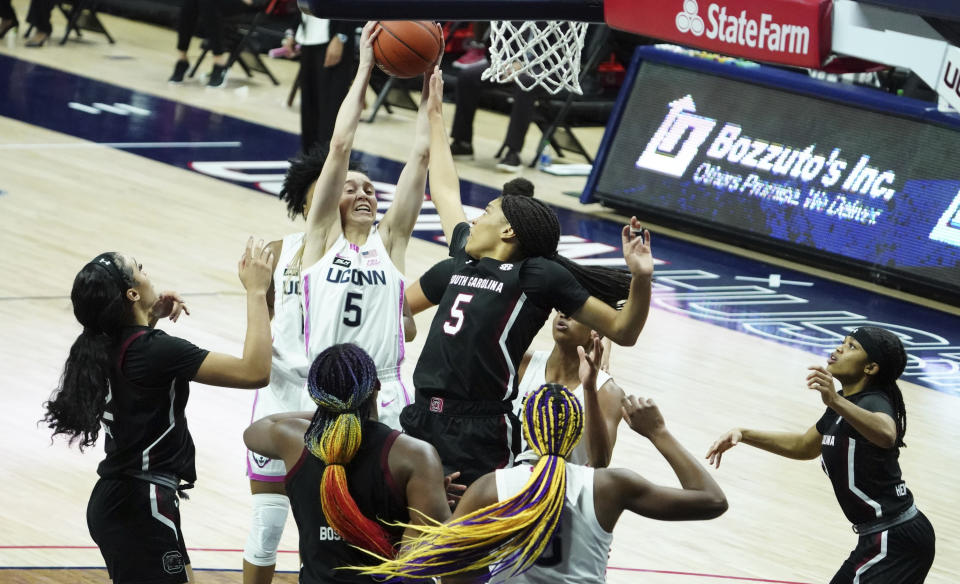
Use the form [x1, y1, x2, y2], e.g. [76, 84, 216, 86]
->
[242, 22, 432, 584]
[360, 357, 728, 584]
[515, 313, 624, 467]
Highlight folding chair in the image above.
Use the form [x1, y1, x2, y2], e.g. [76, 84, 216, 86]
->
[25, 0, 115, 45]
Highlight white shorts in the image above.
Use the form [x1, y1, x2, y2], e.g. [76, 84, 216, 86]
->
[247, 376, 314, 482]
[376, 378, 412, 431]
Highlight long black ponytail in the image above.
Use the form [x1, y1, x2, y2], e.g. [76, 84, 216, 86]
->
[851, 327, 909, 447]
[500, 195, 632, 307]
[43, 253, 134, 450]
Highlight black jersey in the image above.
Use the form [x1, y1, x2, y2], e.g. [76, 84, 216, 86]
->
[96, 327, 209, 483]
[285, 420, 407, 583]
[414, 222, 590, 402]
[816, 390, 914, 525]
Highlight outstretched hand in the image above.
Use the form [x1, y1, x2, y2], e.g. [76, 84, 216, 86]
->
[150, 291, 189, 323]
[621, 395, 666, 440]
[705, 428, 743, 469]
[621, 217, 654, 279]
[577, 331, 603, 392]
[238, 237, 274, 294]
[444, 471, 467, 510]
[806, 365, 838, 406]
[426, 66, 444, 118]
[358, 21, 380, 71]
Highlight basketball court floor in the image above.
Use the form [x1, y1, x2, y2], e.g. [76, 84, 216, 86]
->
[1, 5, 959, 583]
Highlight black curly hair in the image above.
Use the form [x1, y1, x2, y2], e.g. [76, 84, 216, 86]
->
[279, 145, 369, 219]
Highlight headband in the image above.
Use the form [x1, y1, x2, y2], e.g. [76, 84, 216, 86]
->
[850, 328, 882, 364]
[87, 253, 130, 291]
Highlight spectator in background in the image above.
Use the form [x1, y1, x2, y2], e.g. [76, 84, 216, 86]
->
[0, 0, 18, 41]
[169, 0, 257, 88]
[296, 15, 358, 153]
[21, 0, 54, 47]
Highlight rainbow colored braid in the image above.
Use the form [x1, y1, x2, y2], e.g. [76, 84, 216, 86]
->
[304, 343, 395, 558]
[358, 383, 583, 581]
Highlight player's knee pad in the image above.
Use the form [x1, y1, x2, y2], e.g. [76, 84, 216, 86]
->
[243, 493, 290, 567]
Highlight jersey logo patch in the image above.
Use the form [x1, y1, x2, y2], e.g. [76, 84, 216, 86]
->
[333, 257, 352, 268]
[499, 263, 514, 271]
[253, 453, 271, 468]
[162, 551, 184, 574]
[429, 397, 444, 413]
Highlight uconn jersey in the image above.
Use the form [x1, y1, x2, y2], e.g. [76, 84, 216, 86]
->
[492, 464, 612, 583]
[301, 227, 407, 392]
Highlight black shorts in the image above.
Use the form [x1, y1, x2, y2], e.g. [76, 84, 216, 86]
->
[400, 397, 521, 487]
[87, 477, 190, 584]
[830, 511, 935, 584]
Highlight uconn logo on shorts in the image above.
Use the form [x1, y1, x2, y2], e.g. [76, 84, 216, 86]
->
[319, 526, 343, 541]
[162, 551, 184, 574]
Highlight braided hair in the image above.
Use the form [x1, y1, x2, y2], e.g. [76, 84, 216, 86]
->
[502, 177, 535, 198]
[279, 145, 368, 219]
[500, 195, 631, 307]
[358, 383, 583, 580]
[303, 343, 395, 557]
[850, 327, 909, 447]
[43, 253, 135, 451]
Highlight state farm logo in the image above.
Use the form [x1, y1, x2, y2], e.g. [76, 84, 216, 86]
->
[676, 0, 704, 36]
[674, 0, 810, 56]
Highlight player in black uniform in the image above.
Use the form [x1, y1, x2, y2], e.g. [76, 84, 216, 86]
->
[242, 343, 452, 583]
[401, 68, 655, 486]
[42, 238, 275, 584]
[706, 326, 935, 583]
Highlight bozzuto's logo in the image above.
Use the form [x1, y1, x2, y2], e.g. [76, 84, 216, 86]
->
[635, 95, 717, 177]
[929, 190, 960, 247]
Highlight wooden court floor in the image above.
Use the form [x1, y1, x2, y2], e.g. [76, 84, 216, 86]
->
[1, 4, 958, 583]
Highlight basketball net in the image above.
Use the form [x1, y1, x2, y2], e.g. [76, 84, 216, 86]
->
[483, 20, 589, 95]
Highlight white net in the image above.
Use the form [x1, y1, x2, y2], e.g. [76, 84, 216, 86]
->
[482, 20, 589, 95]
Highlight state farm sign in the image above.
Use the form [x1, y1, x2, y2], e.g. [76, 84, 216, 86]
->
[606, 0, 832, 68]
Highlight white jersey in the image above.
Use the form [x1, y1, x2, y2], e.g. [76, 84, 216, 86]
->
[492, 464, 613, 583]
[248, 232, 316, 481]
[301, 226, 408, 390]
[515, 351, 613, 466]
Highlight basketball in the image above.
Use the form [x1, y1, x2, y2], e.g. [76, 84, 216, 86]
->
[373, 21, 444, 79]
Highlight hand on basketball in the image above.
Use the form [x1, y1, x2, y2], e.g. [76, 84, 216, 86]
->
[238, 237, 274, 294]
[621, 217, 654, 279]
[358, 21, 380, 71]
[806, 366, 838, 406]
[444, 471, 467, 509]
[150, 291, 189, 323]
[577, 331, 602, 393]
[427, 66, 444, 119]
[706, 429, 743, 469]
[621, 395, 666, 440]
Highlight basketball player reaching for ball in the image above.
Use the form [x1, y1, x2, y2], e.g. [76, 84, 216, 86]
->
[358, 381, 728, 583]
[241, 21, 436, 584]
[401, 67, 654, 486]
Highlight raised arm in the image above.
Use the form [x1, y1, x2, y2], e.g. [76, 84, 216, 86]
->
[706, 425, 822, 468]
[243, 411, 313, 469]
[424, 67, 467, 243]
[193, 238, 274, 389]
[380, 61, 440, 269]
[302, 22, 379, 262]
[596, 396, 727, 531]
[577, 333, 624, 468]
[807, 365, 897, 449]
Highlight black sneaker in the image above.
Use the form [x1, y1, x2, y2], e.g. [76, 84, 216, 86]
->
[496, 149, 523, 173]
[450, 140, 474, 160]
[168, 60, 189, 84]
[207, 64, 228, 88]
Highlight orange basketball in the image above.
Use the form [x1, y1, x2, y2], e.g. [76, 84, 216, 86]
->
[373, 21, 444, 79]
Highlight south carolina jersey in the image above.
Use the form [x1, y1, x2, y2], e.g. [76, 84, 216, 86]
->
[248, 233, 316, 481]
[515, 351, 612, 466]
[301, 227, 407, 389]
[816, 390, 914, 525]
[414, 223, 589, 402]
[492, 463, 612, 583]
